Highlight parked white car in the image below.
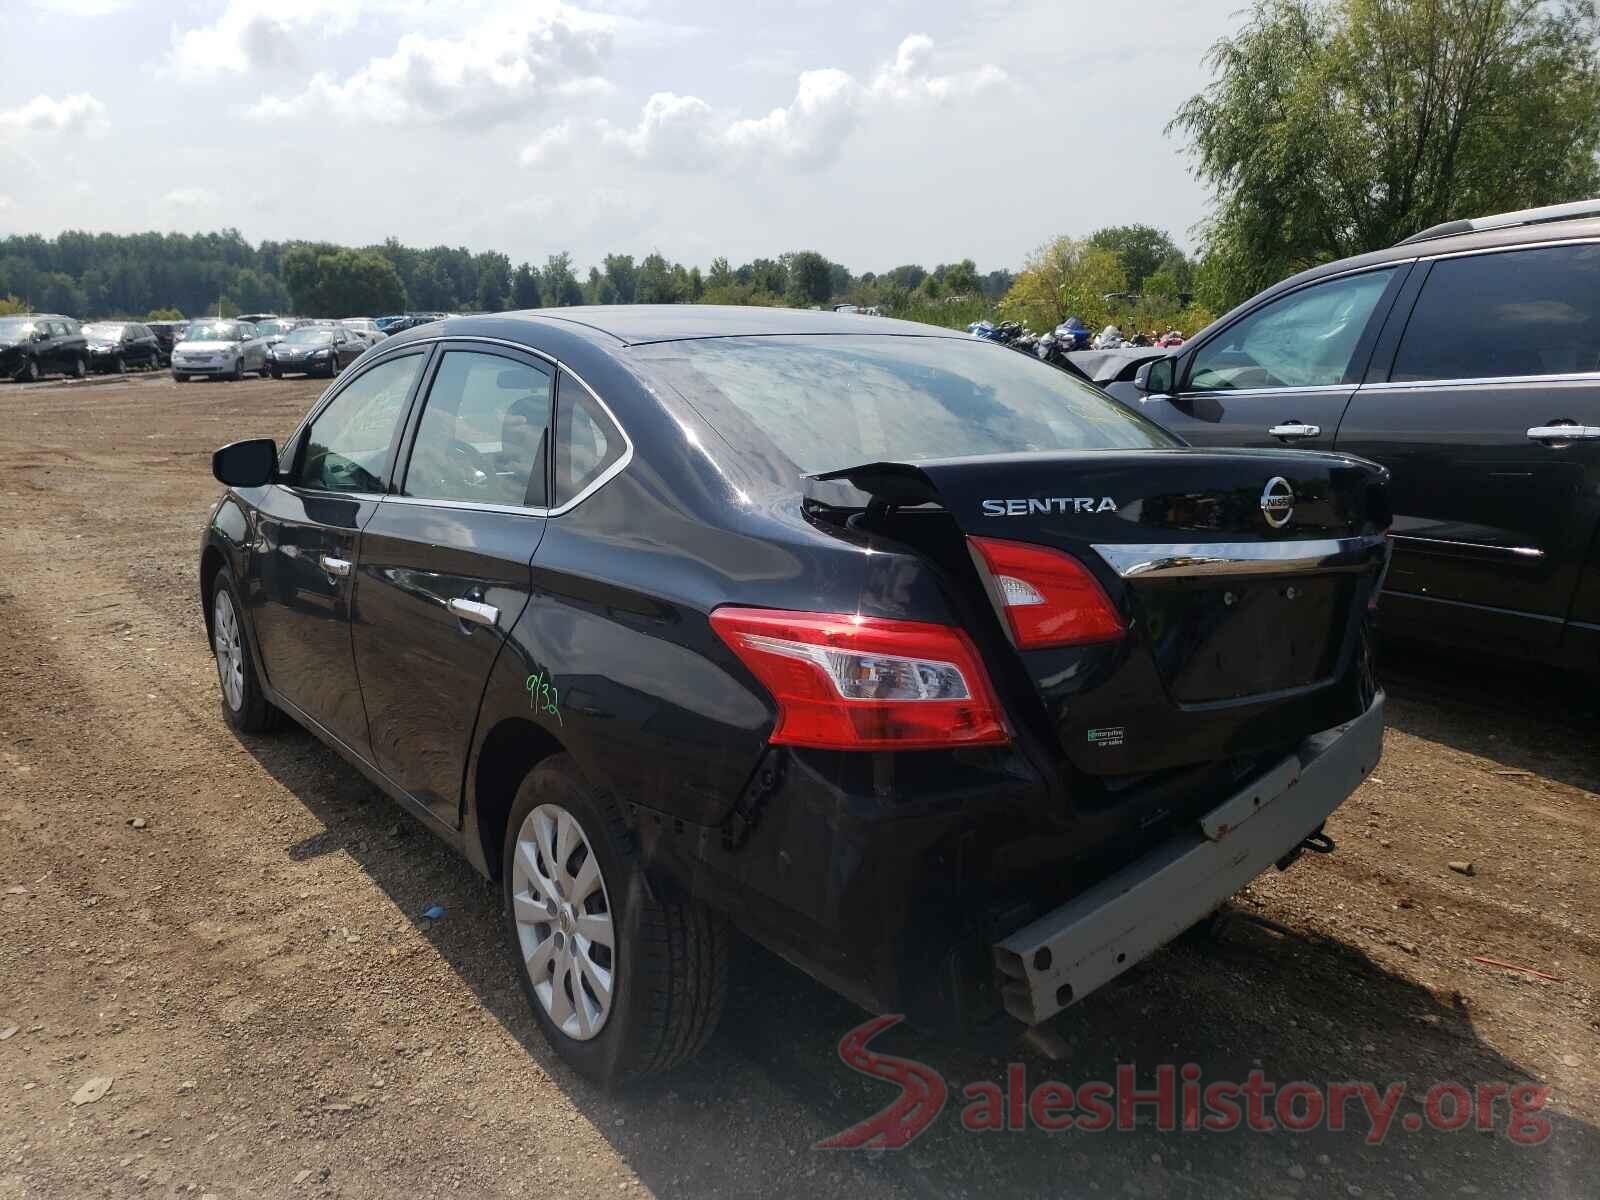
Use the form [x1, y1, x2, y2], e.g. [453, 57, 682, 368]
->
[171, 320, 270, 382]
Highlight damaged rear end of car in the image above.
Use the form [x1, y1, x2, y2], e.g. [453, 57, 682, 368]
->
[627, 330, 1390, 1039]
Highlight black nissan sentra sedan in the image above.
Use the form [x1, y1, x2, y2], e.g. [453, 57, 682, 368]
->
[200, 306, 1389, 1082]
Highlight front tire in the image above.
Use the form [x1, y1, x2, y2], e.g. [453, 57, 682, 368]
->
[210, 567, 281, 734]
[502, 756, 728, 1085]
[114, 354, 126, 375]
[173, 373, 188, 382]
[18, 358, 39, 383]
[71, 355, 87, 379]
[229, 357, 244, 382]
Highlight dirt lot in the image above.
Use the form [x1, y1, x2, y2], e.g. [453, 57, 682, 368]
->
[0, 370, 1596, 1199]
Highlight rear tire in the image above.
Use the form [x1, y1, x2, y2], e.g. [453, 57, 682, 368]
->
[502, 755, 728, 1085]
[209, 567, 281, 734]
[71, 355, 86, 379]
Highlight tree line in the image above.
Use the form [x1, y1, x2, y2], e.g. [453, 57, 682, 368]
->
[0, 229, 1022, 325]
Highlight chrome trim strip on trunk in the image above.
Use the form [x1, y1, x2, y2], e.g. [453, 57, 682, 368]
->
[1092, 534, 1388, 579]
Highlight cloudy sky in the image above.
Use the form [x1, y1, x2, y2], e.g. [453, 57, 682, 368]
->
[1, 0, 1244, 274]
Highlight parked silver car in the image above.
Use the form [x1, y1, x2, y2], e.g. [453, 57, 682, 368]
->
[171, 321, 271, 382]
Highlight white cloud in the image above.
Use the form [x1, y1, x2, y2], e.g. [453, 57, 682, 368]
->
[245, 5, 614, 127]
[0, 194, 13, 211]
[168, 0, 362, 78]
[519, 121, 576, 167]
[0, 93, 108, 140]
[587, 34, 1004, 172]
[30, 0, 132, 12]
[162, 187, 219, 209]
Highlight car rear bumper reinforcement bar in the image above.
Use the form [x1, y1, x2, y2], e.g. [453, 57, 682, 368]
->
[992, 691, 1385, 1026]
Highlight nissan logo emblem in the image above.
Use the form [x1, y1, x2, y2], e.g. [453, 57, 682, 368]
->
[1260, 476, 1295, 528]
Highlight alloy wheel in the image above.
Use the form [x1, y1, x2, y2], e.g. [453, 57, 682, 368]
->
[510, 803, 616, 1041]
[212, 589, 245, 713]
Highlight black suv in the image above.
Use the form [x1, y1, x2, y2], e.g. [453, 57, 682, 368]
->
[0, 314, 89, 381]
[1104, 199, 1600, 671]
[200, 307, 1388, 1082]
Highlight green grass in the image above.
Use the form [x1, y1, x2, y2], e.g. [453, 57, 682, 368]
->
[884, 294, 996, 331]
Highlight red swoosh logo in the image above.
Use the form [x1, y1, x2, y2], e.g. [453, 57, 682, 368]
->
[816, 1015, 947, 1149]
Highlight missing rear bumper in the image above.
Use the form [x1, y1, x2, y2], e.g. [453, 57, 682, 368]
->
[992, 692, 1385, 1026]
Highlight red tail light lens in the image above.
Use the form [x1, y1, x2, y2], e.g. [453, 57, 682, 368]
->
[708, 607, 1009, 750]
[968, 537, 1124, 649]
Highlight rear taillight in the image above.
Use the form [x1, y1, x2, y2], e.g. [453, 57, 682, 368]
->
[968, 537, 1124, 649]
[708, 607, 1008, 750]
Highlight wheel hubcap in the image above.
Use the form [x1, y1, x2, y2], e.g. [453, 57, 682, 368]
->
[511, 803, 615, 1041]
[212, 590, 244, 713]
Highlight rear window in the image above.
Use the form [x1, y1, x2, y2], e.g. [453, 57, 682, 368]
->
[1390, 244, 1600, 381]
[631, 335, 1176, 474]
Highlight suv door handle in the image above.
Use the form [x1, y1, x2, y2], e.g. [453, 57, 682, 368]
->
[1268, 422, 1321, 440]
[1527, 424, 1600, 442]
[318, 554, 352, 577]
[448, 597, 500, 628]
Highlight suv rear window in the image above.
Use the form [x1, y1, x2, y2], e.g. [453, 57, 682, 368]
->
[632, 335, 1176, 474]
[1391, 244, 1600, 381]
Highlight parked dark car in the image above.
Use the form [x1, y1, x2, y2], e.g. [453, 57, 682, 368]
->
[267, 325, 364, 377]
[1102, 198, 1600, 673]
[0, 314, 88, 381]
[82, 321, 162, 373]
[146, 321, 187, 364]
[200, 307, 1389, 1082]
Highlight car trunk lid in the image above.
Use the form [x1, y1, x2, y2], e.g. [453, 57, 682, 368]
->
[808, 448, 1389, 778]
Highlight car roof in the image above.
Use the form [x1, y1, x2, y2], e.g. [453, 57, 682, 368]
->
[488, 304, 962, 346]
[1196, 213, 1600, 342]
[1262, 214, 1600, 296]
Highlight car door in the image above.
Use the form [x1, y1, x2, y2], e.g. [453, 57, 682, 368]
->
[1336, 241, 1600, 652]
[247, 350, 430, 755]
[1139, 266, 1408, 449]
[236, 322, 262, 371]
[44, 320, 69, 373]
[335, 331, 361, 370]
[350, 344, 553, 825]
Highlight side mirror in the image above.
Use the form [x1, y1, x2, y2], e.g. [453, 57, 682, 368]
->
[1135, 357, 1176, 396]
[212, 438, 278, 488]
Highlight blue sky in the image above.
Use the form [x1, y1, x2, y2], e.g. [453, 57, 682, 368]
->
[1, 0, 1246, 273]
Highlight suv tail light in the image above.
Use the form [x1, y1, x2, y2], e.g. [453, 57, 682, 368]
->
[708, 607, 1008, 750]
[968, 537, 1124, 649]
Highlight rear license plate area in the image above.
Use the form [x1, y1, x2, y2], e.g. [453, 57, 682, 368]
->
[1135, 576, 1350, 703]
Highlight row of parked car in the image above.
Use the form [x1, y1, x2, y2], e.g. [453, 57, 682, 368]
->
[0, 312, 401, 382]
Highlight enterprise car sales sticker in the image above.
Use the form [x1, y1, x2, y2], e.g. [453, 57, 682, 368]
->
[1087, 726, 1126, 748]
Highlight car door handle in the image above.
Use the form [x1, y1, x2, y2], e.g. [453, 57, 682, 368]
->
[1268, 423, 1321, 439]
[1527, 424, 1600, 442]
[318, 554, 352, 578]
[448, 597, 499, 628]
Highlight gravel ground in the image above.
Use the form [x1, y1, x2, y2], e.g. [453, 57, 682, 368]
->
[0, 370, 1595, 1199]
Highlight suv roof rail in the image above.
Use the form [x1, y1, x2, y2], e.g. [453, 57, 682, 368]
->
[1396, 197, 1600, 246]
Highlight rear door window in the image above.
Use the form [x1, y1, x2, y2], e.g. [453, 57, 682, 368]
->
[1187, 269, 1398, 391]
[294, 353, 423, 493]
[403, 350, 553, 506]
[553, 371, 625, 506]
[1389, 244, 1600, 381]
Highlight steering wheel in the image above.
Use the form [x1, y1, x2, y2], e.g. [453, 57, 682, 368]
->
[445, 438, 491, 489]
